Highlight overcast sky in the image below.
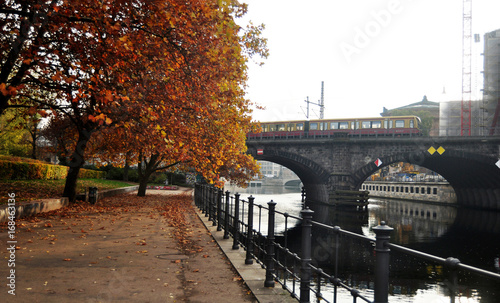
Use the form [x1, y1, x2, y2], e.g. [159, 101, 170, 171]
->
[240, 0, 500, 122]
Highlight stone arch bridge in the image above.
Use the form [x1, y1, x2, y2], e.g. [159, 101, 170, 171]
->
[247, 136, 500, 211]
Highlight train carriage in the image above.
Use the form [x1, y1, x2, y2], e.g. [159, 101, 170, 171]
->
[247, 116, 421, 139]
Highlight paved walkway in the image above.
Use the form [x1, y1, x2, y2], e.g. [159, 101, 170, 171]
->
[195, 209, 296, 303]
[0, 188, 267, 302]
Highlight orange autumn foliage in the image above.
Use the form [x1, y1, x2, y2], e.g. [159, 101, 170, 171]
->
[1, 0, 268, 199]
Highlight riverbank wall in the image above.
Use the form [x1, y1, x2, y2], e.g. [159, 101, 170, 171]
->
[361, 181, 456, 203]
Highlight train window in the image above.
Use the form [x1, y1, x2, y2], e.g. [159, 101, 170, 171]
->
[310, 123, 318, 130]
[287, 123, 294, 131]
[330, 122, 339, 129]
[384, 120, 388, 129]
[372, 121, 382, 128]
[409, 120, 414, 128]
[277, 124, 285, 131]
[389, 120, 393, 128]
[262, 125, 269, 132]
[362, 121, 371, 129]
[395, 120, 405, 128]
[296, 123, 304, 130]
[339, 122, 349, 129]
[355, 122, 359, 129]
[269, 125, 276, 131]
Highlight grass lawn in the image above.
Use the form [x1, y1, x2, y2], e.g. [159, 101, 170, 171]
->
[0, 179, 136, 204]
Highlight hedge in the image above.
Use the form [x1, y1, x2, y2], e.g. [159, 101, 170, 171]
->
[0, 159, 105, 180]
[79, 168, 106, 179]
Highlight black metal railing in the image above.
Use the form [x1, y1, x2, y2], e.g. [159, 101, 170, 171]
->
[194, 184, 500, 303]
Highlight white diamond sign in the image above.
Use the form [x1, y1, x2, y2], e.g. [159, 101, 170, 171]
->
[496, 159, 500, 169]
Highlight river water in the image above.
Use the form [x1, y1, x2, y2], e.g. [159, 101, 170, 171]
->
[224, 184, 500, 303]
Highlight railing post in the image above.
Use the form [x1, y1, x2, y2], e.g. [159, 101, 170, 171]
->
[212, 187, 217, 227]
[224, 191, 230, 239]
[245, 195, 255, 265]
[301, 187, 306, 209]
[216, 189, 223, 231]
[300, 207, 314, 303]
[204, 185, 209, 217]
[194, 184, 198, 207]
[208, 187, 213, 221]
[372, 221, 394, 303]
[445, 257, 460, 303]
[200, 185, 205, 213]
[264, 200, 276, 288]
[232, 193, 240, 250]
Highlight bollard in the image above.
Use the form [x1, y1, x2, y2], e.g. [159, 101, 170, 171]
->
[300, 207, 314, 303]
[216, 189, 223, 231]
[224, 191, 230, 239]
[372, 221, 394, 303]
[245, 196, 255, 265]
[232, 193, 240, 250]
[264, 200, 276, 288]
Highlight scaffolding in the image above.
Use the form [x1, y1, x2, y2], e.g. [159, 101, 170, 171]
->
[439, 100, 482, 136]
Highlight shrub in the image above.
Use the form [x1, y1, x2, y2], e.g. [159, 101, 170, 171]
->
[0, 156, 104, 180]
[0, 159, 69, 180]
[79, 168, 105, 179]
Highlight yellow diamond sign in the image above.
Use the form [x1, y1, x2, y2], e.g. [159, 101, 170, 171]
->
[437, 146, 445, 155]
[427, 147, 436, 155]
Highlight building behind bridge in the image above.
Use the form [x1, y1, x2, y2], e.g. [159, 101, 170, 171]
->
[382, 28, 500, 137]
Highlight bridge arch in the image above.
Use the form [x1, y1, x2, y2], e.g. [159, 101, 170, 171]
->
[351, 149, 500, 209]
[248, 147, 330, 205]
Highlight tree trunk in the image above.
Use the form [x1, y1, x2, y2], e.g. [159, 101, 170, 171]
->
[137, 153, 160, 197]
[62, 129, 91, 202]
[137, 175, 150, 196]
[63, 165, 81, 203]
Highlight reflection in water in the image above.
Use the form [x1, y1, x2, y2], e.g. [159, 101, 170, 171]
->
[222, 185, 500, 302]
[366, 199, 457, 244]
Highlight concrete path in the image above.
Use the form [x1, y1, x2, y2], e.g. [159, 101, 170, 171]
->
[195, 209, 297, 303]
[0, 188, 259, 302]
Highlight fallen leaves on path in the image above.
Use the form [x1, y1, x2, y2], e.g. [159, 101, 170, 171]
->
[153, 193, 204, 255]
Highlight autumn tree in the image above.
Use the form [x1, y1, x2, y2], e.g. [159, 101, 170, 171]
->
[86, 1, 266, 195]
[2, 1, 267, 200]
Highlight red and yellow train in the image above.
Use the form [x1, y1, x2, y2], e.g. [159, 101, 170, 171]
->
[248, 116, 422, 139]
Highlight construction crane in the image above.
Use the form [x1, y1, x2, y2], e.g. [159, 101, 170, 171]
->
[461, 0, 472, 136]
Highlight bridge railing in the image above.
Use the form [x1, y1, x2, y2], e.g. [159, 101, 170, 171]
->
[194, 184, 500, 303]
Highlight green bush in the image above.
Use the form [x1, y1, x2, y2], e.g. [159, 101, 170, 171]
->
[0, 157, 104, 180]
[105, 166, 124, 180]
[126, 169, 139, 182]
[152, 173, 167, 184]
[0, 159, 69, 180]
[79, 168, 105, 179]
